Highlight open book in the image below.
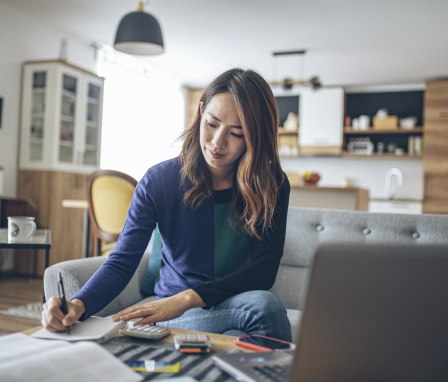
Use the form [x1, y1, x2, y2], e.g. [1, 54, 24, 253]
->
[0, 333, 142, 382]
[32, 315, 125, 343]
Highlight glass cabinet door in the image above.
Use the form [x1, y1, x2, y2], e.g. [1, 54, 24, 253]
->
[59, 74, 77, 163]
[82, 82, 101, 166]
[29, 71, 46, 161]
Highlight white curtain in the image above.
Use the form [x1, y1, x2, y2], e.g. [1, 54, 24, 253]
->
[96, 47, 185, 181]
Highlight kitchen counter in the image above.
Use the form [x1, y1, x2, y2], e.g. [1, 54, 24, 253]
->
[369, 197, 422, 203]
[290, 185, 369, 211]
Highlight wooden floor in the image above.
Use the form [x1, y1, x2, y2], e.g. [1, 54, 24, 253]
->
[0, 277, 43, 336]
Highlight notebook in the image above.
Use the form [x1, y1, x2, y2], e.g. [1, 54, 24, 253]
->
[213, 243, 448, 382]
[32, 315, 125, 343]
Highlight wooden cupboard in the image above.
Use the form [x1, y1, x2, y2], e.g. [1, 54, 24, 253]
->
[17, 171, 87, 276]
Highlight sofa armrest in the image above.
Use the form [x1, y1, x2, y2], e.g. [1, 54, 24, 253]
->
[44, 251, 151, 317]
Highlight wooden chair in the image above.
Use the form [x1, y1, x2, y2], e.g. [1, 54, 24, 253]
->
[86, 170, 137, 257]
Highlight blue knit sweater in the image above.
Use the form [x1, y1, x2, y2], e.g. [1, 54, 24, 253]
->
[73, 157, 290, 318]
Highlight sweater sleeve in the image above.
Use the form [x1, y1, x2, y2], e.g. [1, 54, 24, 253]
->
[72, 172, 158, 319]
[192, 176, 290, 307]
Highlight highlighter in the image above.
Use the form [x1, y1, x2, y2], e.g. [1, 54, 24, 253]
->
[127, 360, 181, 373]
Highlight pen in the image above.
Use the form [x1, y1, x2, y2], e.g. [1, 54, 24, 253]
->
[58, 272, 71, 334]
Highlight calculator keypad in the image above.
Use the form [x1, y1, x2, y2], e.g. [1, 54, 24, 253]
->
[175, 334, 209, 342]
[121, 323, 171, 340]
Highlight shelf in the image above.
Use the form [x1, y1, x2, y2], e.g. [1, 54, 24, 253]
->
[88, 98, 99, 104]
[280, 153, 422, 160]
[62, 90, 76, 98]
[32, 113, 45, 119]
[84, 144, 97, 151]
[278, 130, 298, 136]
[86, 121, 97, 128]
[343, 153, 422, 160]
[59, 140, 73, 147]
[60, 114, 75, 122]
[30, 139, 43, 145]
[344, 127, 424, 135]
[32, 89, 45, 94]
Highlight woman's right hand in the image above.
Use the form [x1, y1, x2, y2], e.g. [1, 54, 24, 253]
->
[41, 297, 85, 332]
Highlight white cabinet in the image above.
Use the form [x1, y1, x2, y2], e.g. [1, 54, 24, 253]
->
[19, 60, 104, 172]
[369, 200, 422, 214]
[299, 87, 344, 155]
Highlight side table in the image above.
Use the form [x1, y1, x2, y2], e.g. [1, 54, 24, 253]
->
[0, 228, 52, 273]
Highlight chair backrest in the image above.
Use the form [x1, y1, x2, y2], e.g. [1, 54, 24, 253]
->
[87, 170, 137, 256]
[272, 207, 448, 310]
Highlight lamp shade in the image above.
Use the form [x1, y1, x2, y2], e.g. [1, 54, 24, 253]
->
[114, 9, 164, 55]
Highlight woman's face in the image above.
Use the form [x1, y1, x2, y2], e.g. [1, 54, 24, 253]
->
[199, 92, 247, 178]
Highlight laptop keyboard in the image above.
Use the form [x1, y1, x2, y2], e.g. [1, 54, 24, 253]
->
[252, 364, 291, 381]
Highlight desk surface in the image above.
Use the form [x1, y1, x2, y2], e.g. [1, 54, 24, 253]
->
[24, 325, 240, 351]
[0, 229, 51, 249]
[24, 326, 241, 381]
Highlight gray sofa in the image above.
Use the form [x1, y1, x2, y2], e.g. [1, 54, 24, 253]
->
[44, 207, 448, 340]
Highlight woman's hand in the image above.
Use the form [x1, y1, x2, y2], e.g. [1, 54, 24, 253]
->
[112, 289, 205, 325]
[41, 297, 85, 332]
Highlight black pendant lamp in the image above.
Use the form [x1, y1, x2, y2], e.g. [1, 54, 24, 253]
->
[114, 1, 164, 55]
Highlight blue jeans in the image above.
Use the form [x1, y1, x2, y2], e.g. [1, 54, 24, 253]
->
[157, 290, 292, 341]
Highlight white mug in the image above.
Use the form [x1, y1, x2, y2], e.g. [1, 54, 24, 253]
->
[358, 115, 371, 130]
[7, 216, 37, 242]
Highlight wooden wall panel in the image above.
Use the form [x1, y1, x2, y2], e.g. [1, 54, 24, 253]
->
[186, 88, 203, 129]
[423, 80, 448, 214]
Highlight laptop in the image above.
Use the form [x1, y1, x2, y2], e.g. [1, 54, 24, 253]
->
[212, 243, 448, 382]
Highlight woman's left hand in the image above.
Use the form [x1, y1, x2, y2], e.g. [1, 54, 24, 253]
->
[112, 289, 205, 325]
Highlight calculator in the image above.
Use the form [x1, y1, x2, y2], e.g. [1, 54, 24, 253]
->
[120, 322, 171, 340]
[173, 333, 212, 353]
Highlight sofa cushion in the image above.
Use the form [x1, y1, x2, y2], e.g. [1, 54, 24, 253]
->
[287, 309, 302, 343]
[140, 226, 162, 296]
[270, 264, 310, 310]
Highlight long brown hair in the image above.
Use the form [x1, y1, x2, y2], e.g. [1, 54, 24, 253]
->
[180, 68, 284, 239]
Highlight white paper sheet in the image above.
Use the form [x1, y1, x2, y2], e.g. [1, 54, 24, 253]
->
[0, 333, 142, 382]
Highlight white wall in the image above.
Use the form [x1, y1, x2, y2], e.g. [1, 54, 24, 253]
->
[0, 2, 95, 196]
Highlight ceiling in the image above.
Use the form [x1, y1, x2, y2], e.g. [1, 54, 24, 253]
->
[2, 0, 448, 88]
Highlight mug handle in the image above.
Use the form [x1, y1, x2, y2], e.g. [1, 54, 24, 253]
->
[24, 221, 37, 240]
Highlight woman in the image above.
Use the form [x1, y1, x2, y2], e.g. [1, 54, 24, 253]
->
[42, 68, 292, 341]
